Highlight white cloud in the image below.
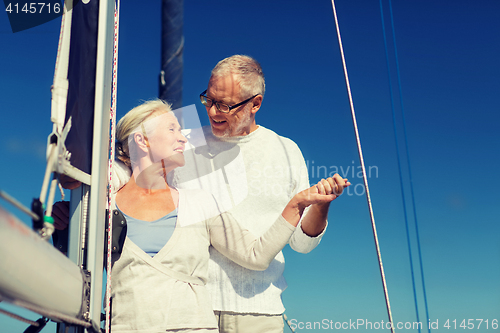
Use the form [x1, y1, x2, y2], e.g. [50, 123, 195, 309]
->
[5, 137, 46, 161]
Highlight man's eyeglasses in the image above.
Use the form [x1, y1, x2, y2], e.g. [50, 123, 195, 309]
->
[200, 90, 258, 113]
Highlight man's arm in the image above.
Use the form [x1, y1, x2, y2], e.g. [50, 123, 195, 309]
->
[299, 202, 329, 237]
[288, 175, 350, 253]
[300, 174, 350, 237]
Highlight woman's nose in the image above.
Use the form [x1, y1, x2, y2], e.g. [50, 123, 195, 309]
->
[178, 132, 187, 143]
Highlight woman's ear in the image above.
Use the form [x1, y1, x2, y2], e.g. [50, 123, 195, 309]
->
[134, 132, 150, 152]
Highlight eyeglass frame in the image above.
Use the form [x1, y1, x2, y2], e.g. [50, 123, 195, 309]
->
[200, 90, 259, 113]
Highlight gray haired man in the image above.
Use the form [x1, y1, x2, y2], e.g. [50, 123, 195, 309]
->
[170, 55, 349, 333]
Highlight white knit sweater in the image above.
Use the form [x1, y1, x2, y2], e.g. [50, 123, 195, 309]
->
[170, 125, 326, 314]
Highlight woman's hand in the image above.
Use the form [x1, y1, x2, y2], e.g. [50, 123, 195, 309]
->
[282, 174, 350, 227]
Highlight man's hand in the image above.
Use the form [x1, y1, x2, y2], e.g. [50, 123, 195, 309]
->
[295, 174, 351, 237]
[314, 174, 350, 201]
[59, 174, 82, 190]
[297, 174, 351, 209]
[52, 201, 70, 230]
[282, 174, 350, 228]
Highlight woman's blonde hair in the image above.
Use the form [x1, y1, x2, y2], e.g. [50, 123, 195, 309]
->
[115, 99, 172, 168]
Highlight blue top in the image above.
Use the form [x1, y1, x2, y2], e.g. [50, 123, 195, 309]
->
[117, 206, 178, 257]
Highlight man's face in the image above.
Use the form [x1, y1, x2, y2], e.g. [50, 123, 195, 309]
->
[205, 74, 255, 137]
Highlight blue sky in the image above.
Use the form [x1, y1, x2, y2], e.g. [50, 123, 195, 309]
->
[1, 0, 499, 332]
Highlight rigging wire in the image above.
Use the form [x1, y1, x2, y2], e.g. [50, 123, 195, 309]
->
[378, 0, 421, 330]
[379, 0, 431, 330]
[329, 1, 395, 332]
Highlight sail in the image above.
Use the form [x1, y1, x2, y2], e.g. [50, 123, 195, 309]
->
[63, 0, 100, 175]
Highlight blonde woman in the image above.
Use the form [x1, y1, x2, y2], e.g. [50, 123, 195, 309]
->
[54, 99, 349, 333]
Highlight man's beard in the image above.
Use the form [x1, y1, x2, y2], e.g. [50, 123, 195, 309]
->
[212, 106, 252, 138]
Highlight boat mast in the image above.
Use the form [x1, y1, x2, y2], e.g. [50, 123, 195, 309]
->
[60, 0, 116, 331]
[159, 0, 184, 109]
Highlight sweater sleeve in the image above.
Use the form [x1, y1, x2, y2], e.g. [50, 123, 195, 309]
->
[289, 215, 328, 253]
[287, 142, 328, 253]
[208, 213, 296, 271]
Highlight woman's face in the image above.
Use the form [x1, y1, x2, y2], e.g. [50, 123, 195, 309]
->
[145, 112, 187, 168]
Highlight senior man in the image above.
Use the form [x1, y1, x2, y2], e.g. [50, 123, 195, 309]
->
[169, 55, 349, 333]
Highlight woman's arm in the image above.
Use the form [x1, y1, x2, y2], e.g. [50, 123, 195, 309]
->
[209, 176, 348, 271]
[209, 212, 295, 271]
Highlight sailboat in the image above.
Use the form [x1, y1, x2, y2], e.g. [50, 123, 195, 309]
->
[1, 0, 116, 331]
[1, 1, 499, 332]
[0, 1, 187, 331]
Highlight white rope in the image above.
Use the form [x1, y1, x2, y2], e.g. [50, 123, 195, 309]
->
[329, 1, 395, 332]
[39, 144, 57, 207]
[51, 0, 72, 132]
[105, 1, 120, 332]
[80, 187, 90, 266]
[0, 190, 39, 221]
[283, 314, 296, 333]
[0, 307, 40, 326]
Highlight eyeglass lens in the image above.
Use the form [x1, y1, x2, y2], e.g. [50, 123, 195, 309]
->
[201, 96, 230, 112]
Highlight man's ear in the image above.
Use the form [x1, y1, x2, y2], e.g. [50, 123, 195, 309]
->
[251, 95, 263, 115]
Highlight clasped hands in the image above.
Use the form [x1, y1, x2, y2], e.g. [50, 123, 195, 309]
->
[295, 174, 351, 211]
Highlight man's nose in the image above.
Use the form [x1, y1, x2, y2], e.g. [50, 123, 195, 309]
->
[207, 103, 220, 115]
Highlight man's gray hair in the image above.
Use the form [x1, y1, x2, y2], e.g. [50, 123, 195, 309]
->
[211, 55, 265, 99]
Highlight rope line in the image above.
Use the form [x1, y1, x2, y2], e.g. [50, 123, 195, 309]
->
[105, 1, 120, 332]
[0, 307, 40, 326]
[0, 190, 39, 221]
[283, 314, 296, 333]
[382, 0, 431, 330]
[329, 1, 395, 332]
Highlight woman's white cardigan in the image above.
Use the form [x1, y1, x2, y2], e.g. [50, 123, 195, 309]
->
[109, 162, 296, 332]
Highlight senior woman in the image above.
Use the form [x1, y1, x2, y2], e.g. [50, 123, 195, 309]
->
[54, 99, 348, 333]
